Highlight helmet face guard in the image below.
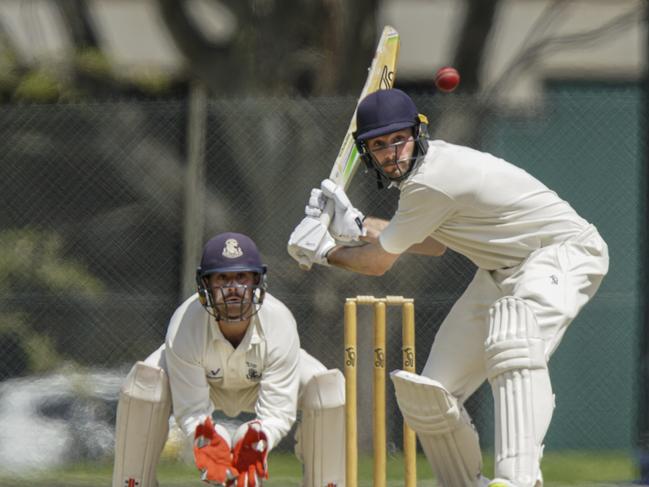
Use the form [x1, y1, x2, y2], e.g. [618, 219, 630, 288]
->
[195, 233, 268, 323]
[196, 271, 267, 322]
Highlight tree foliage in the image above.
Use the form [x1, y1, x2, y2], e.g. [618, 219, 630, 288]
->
[0, 229, 105, 379]
[157, 0, 380, 96]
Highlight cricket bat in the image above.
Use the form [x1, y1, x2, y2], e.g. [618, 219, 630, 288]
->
[295, 26, 399, 270]
[319, 25, 400, 230]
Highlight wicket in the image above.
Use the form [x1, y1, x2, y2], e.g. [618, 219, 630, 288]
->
[344, 295, 416, 487]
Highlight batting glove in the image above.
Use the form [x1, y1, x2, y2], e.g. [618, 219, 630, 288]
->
[231, 420, 269, 487]
[319, 179, 366, 243]
[304, 187, 326, 217]
[287, 216, 336, 269]
[193, 417, 238, 486]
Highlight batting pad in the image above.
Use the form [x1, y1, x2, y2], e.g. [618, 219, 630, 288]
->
[390, 370, 483, 487]
[486, 297, 553, 487]
[112, 361, 172, 487]
[295, 369, 345, 487]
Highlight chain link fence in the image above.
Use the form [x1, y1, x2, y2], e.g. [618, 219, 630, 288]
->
[0, 87, 641, 473]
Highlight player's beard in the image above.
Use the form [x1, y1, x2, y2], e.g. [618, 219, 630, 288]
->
[391, 157, 412, 179]
[213, 288, 255, 322]
[380, 155, 413, 181]
[372, 140, 416, 182]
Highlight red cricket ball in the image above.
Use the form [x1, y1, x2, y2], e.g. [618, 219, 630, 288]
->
[435, 66, 460, 93]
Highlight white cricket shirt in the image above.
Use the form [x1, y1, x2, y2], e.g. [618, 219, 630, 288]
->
[164, 292, 300, 450]
[380, 140, 588, 270]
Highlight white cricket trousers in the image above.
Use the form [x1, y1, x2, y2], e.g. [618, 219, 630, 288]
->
[421, 224, 609, 402]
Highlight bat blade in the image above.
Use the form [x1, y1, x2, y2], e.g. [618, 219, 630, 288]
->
[328, 25, 400, 189]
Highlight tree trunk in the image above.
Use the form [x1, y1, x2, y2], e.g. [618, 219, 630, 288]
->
[453, 0, 500, 94]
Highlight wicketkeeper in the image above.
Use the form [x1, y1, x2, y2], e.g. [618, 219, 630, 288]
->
[288, 89, 609, 487]
[113, 232, 345, 487]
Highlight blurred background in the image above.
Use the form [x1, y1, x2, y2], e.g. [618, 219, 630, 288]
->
[0, 0, 646, 485]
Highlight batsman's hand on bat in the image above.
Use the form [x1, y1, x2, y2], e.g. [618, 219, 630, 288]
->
[193, 417, 238, 486]
[287, 215, 336, 269]
[231, 420, 269, 487]
[305, 179, 366, 243]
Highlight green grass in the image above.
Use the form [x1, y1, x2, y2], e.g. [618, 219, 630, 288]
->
[0, 450, 637, 486]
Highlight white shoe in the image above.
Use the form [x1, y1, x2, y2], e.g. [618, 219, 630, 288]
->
[487, 475, 543, 487]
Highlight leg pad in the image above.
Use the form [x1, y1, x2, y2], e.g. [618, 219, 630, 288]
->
[296, 369, 345, 487]
[112, 362, 171, 487]
[391, 370, 484, 486]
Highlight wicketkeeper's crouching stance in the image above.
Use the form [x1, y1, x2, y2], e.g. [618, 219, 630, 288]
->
[112, 232, 345, 487]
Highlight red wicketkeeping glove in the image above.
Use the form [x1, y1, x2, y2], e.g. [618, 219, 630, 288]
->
[193, 417, 238, 486]
[231, 420, 269, 487]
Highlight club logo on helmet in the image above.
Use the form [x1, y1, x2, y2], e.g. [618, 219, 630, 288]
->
[222, 239, 243, 259]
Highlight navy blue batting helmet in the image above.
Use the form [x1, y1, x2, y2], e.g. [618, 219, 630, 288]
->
[354, 89, 419, 142]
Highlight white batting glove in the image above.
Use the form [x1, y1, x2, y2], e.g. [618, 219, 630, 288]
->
[304, 187, 326, 218]
[287, 216, 336, 269]
[319, 179, 366, 243]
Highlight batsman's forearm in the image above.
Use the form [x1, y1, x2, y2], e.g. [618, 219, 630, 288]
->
[326, 242, 398, 276]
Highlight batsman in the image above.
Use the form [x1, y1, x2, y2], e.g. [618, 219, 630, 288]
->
[288, 89, 609, 486]
[113, 232, 345, 487]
